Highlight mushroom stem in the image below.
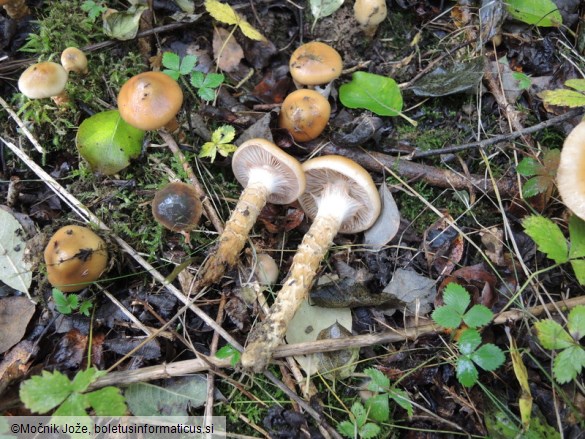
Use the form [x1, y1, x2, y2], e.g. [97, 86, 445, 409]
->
[241, 213, 342, 372]
[51, 90, 70, 107]
[199, 180, 270, 286]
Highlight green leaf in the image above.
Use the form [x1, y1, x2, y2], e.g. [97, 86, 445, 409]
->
[53, 288, 75, 314]
[516, 158, 543, 177]
[217, 142, 237, 157]
[52, 393, 88, 416]
[71, 368, 105, 393]
[534, 319, 574, 350]
[564, 79, 585, 92]
[340, 72, 403, 117]
[365, 393, 389, 423]
[78, 300, 93, 317]
[463, 304, 493, 328]
[553, 346, 585, 384]
[351, 402, 367, 427]
[86, 387, 127, 416]
[457, 329, 482, 356]
[214, 125, 236, 144]
[522, 176, 551, 198]
[198, 87, 216, 101]
[389, 388, 413, 418]
[568, 305, 585, 340]
[19, 370, 72, 413]
[570, 259, 585, 286]
[163, 69, 180, 81]
[364, 368, 390, 392]
[432, 306, 463, 329]
[569, 216, 585, 259]
[190, 71, 205, 88]
[102, 5, 148, 41]
[522, 215, 568, 264]
[337, 420, 356, 438]
[76, 110, 145, 175]
[472, 344, 506, 371]
[539, 89, 585, 107]
[512, 71, 532, 90]
[179, 54, 198, 75]
[162, 52, 181, 71]
[442, 283, 471, 315]
[199, 141, 218, 162]
[216, 344, 241, 367]
[505, 0, 562, 27]
[202, 72, 225, 88]
[359, 423, 381, 439]
[456, 357, 479, 387]
[310, 0, 344, 21]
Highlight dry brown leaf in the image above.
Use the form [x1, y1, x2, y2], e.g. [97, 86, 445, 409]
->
[213, 27, 244, 72]
[0, 296, 35, 354]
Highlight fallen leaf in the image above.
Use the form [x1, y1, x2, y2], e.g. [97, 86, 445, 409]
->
[0, 340, 38, 395]
[102, 6, 148, 41]
[381, 268, 436, 316]
[315, 322, 359, 380]
[480, 226, 506, 266]
[104, 337, 161, 360]
[423, 213, 464, 276]
[410, 57, 485, 97]
[436, 264, 498, 309]
[213, 27, 244, 72]
[0, 208, 32, 294]
[0, 297, 35, 353]
[364, 183, 400, 250]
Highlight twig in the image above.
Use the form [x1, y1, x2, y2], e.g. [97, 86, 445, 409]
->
[0, 97, 45, 153]
[412, 108, 584, 159]
[158, 130, 224, 234]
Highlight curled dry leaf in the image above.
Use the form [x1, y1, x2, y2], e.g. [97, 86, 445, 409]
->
[422, 213, 464, 276]
[436, 264, 498, 309]
[363, 183, 400, 250]
[0, 340, 38, 395]
[0, 208, 32, 294]
[480, 226, 506, 266]
[315, 321, 359, 380]
[0, 296, 35, 354]
[381, 268, 437, 316]
[213, 27, 244, 72]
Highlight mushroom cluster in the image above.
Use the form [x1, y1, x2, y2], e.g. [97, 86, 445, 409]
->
[241, 155, 381, 372]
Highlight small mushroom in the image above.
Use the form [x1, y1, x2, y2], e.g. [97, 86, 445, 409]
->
[18, 62, 69, 106]
[61, 47, 88, 75]
[557, 121, 585, 220]
[289, 41, 343, 95]
[0, 0, 30, 20]
[278, 89, 331, 142]
[254, 253, 279, 286]
[199, 139, 305, 287]
[44, 225, 108, 293]
[117, 71, 183, 131]
[354, 0, 388, 38]
[241, 155, 381, 372]
[152, 181, 202, 241]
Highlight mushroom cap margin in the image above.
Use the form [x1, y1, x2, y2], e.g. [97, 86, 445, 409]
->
[558, 121, 585, 221]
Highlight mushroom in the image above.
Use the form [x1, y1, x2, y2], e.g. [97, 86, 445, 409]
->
[0, 0, 30, 20]
[557, 121, 585, 220]
[289, 41, 343, 96]
[241, 155, 381, 372]
[44, 225, 108, 293]
[61, 47, 88, 75]
[354, 0, 388, 38]
[117, 71, 183, 131]
[254, 253, 279, 286]
[18, 61, 69, 106]
[152, 181, 202, 241]
[198, 138, 305, 287]
[278, 89, 331, 142]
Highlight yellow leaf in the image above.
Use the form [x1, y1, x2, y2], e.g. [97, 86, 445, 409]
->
[505, 327, 532, 430]
[204, 0, 264, 41]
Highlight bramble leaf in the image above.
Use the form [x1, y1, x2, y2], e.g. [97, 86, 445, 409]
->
[458, 328, 482, 356]
[522, 215, 568, 264]
[568, 305, 585, 340]
[364, 368, 390, 392]
[534, 319, 574, 350]
[472, 344, 506, 371]
[463, 304, 493, 328]
[456, 357, 479, 387]
[552, 346, 585, 384]
[442, 283, 470, 315]
[365, 393, 389, 423]
[516, 157, 543, 177]
[20, 370, 72, 413]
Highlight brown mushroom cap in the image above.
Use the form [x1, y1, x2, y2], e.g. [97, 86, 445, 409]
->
[44, 225, 108, 293]
[61, 47, 88, 75]
[557, 121, 585, 220]
[232, 138, 305, 205]
[289, 41, 343, 86]
[152, 182, 202, 233]
[278, 89, 331, 142]
[117, 71, 183, 131]
[18, 62, 68, 99]
[299, 155, 381, 234]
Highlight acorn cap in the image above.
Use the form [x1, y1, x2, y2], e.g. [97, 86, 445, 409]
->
[557, 121, 585, 220]
[18, 62, 68, 99]
[232, 138, 305, 205]
[278, 89, 331, 142]
[299, 155, 381, 233]
[289, 41, 343, 86]
[117, 71, 183, 131]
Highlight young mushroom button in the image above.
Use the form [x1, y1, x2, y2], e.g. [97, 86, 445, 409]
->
[279, 89, 331, 142]
[117, 71, 183, 131]
[152, 182, 202, 241]
[198, 139, 305, 287]
[557, 121, 585, 220]
[241, 155, 381, 372]
[354, 0, 388, 38]
[61, 47, 88, 75]
[289, 41, 343, 89]
[18, 62, 69, 106]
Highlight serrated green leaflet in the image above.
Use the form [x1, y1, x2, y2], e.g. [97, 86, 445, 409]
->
[568, 305, 585, 339]
[456, 357, 478, 387]
[458, 329, 482, 355]
[553, 346, 585, 383]
[443, 283, 470, 315]
[516, 157, 543, 177]
[472, 344, 506, 371]
[365, 394, 389, 422]
[505, 0, 562, 27]
[569, 216, 585, 259]
[432, 306, 462, 329]
[534, 319, 574, 350]
[364, 367, 389, 391]
[20, 370, 72, 413]
[463, 304, 493, 328]
[522, 176, 550, 198]
[522, 215, 568, 263]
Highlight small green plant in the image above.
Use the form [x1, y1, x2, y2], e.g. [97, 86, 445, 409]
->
[523, 215, 585, 285]
[19, 367, 126, 416]
[337, 402, 381, 439]
[52, 288, 93, 316]
[516, 149, 559, 198]
[432, 283, 505, 387]
[81, 0, 107, 22]
[199, 125, 237, 162]
[216, 344, 241, 367]
[539, 79, 585, 108]
[534, 305, 585, 384]
[161, 52, 225, 102]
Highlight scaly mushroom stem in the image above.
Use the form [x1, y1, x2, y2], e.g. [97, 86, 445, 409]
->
[241, 213, 342, 372]
[1, 0, 30, 20]
[200, 181, 270, 286]
[51, 91, 70, 107]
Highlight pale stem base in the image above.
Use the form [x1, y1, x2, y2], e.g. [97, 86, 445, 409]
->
[241, 213, 342, 372]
